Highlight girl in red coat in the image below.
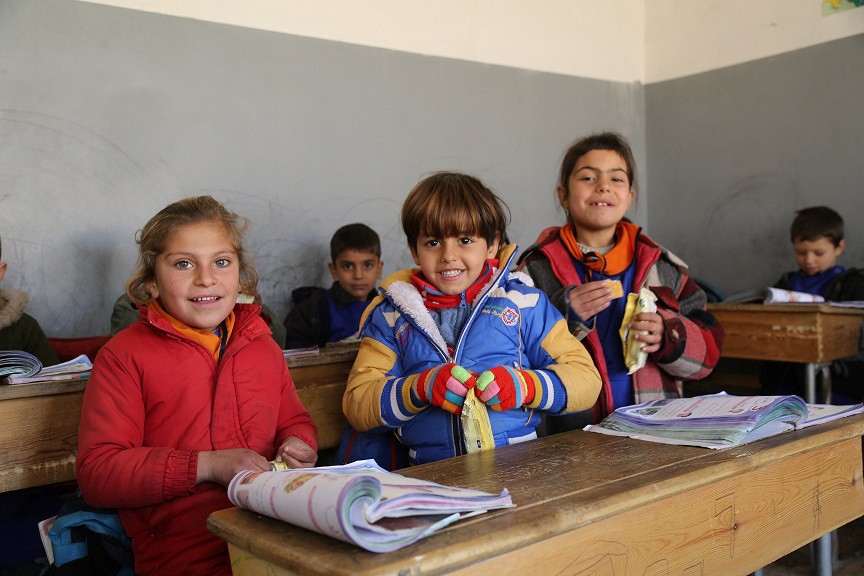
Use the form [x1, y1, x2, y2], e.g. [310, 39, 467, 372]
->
[77, 196, 318, 576]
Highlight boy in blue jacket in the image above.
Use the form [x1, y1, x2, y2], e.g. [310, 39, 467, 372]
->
[341, 172, 601, 465]
[284, 223, 382, 349]
[764, 206, 864, 402]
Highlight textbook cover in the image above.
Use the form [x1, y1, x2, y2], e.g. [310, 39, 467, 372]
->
[227, 459, 514, 552]
[584, 393, 864, 449]
[282, 345, 319, 358]
[0, 350, 42, 382]
[724, 287, 824, 304]
[5, 354, 93, 385]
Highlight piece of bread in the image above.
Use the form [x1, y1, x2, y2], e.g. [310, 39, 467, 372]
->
[606, 279, 624, 299]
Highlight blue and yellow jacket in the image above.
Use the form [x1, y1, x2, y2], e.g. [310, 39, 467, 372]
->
[342, 245, 601, 465]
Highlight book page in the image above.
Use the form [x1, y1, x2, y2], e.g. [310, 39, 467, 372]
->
[584, 394, 808, 449]
[765, 287, 824, 303]
[612, 395, 801, 424]
[798, 403, 864, 428]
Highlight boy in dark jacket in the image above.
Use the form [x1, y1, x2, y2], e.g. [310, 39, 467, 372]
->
[764, 206, 864, 401]
[284, 223, 382, 349]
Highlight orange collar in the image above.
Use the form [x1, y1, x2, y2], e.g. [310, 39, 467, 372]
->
[146, 299, 235, 362]
[559, 221, 640, 276]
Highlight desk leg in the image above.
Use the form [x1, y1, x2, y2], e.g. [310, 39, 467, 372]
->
[814, 533, 832, 576]
[820, 365, 832, 405]
[805, 363, 817, 404]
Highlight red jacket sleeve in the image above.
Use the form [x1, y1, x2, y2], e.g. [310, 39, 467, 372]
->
[76, 347, 198, 508]
[275, 361, 318, 452]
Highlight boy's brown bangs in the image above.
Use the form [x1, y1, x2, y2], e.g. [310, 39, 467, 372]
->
[417, 189, 499, 244]
[420, 202, 484, 240]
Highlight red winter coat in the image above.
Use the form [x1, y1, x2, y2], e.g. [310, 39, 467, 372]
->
[77, 303, 317, 576]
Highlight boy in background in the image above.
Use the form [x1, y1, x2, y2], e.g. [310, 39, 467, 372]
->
[774, 206, 863, 299]
[764, 206, 864, 402]
[284, 223, 382, 349]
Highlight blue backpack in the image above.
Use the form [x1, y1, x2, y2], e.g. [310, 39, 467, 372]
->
[47, 497, 133, 576]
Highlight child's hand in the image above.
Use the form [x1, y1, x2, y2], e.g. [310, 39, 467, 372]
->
[630, 311, 665, 354]
[197, 448, 269, 487]
[412, 363, 477, 415]
[567, 281, 614, 321]
[275, 436, 318, 469]
[476, 366, 535, 412]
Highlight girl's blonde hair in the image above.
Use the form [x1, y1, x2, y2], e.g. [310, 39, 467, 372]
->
[126, 195, 259, 304]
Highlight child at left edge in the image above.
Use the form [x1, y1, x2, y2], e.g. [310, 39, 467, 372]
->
[342, 172, 601, 465]
[0, 236, 63, 569]
[0, 236, 59, 366]
[76, 196, 318, 576]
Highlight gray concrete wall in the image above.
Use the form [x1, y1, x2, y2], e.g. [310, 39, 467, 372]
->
[0, 0, 646, 336]
[645, 34, 864, 297]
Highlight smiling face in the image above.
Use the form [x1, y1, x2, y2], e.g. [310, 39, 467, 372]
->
[145, 221, 240, 332]
[410, 234, 498, 296]
[794, 236, 845, 276]
[558, 149, 635, 247]
[329, 249, 383, 300]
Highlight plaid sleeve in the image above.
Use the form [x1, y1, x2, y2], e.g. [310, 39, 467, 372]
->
[651, 272, 724, 380]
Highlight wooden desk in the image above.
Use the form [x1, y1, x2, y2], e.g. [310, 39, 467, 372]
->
[208, 416, 864, 576]
[289, 343, 357, 451]
[0, 378, 86, 493]
[0, 343, 358, 493]
[708, 303, 864, 403]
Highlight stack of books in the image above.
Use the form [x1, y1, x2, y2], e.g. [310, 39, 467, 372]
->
[0, 351, 93, 385]
[585, 393, 864, 449]
[0, 350, 43, 380]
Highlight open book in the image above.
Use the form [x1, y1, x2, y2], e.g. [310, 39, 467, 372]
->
[227, 459, 514, 552]
[725, 287, 824, 304]
[584, 393, 864, 449]
[0, 350, 42, 380]
[282, 345, 319, 358]
[5, 354, 93, 385]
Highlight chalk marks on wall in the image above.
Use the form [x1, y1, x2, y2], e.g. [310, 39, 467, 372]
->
[696, 174, 800, 295]
[0, 108, 168, 336]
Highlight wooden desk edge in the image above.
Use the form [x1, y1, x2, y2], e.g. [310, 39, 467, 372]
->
[285, 343, 360, 369]
[0, 378, 88, 401]
[708, 302, 864, 315]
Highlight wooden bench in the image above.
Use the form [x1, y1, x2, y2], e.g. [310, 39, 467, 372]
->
[0, 343, 358, 493]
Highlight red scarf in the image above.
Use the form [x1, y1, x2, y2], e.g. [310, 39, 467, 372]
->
[410, 260, 498, 311]
[559, 221, 639, 276]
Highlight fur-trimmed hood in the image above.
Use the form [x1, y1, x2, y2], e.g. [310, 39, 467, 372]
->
[0, 289, 28, 331]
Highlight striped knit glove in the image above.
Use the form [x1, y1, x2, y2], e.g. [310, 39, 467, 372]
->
[411, 363, 477, 416]
[476, 366, 536, 412]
